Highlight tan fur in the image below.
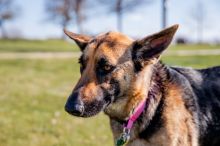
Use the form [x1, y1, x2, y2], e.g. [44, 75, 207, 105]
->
[80, 82, 103, 101]
[138, 83, 198, 146]
[160, 83, 198, 146]
[125, 64, 154, 117]
[110, 82, 198, 146]
[127, 139, 150, 146]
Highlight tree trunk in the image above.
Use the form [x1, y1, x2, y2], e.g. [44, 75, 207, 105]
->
[116, 0, 123, 32]
[117, 10, 123, 32]
[75, 0, 84, 34]
[197, 1, 203, 44]
[162, 0, 167, 28]
[0, 20, 7, 38]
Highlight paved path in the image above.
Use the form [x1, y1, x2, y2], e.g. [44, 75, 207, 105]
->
[0, 49, 220, 59]
[164, 49, 220, 56]
[0, 52, 81, 59]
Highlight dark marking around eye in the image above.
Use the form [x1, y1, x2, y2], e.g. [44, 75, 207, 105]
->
[78, 55, 86, 74]
[98, 58, 107, 67]
[96, 58, 115, 76]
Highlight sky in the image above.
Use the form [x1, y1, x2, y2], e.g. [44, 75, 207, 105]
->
[4, 0, 220, 42]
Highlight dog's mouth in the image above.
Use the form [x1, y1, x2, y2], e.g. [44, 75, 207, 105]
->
[65, 98, 110, 118]
[65, 81, 118, 118]
[82, 100, 108, 117]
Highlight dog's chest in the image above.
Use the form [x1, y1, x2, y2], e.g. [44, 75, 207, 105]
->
[110, 119, 168, 146]
[126, 127, 169, 146]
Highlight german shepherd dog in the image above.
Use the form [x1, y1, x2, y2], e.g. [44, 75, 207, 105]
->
[64, 25, 220, 146]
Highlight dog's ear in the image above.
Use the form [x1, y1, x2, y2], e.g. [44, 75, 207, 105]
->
[132, 24, 178, 71]
[64, 29, 92, 51]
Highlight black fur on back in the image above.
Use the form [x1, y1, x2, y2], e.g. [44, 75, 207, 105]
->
[172, 66, 220, 146]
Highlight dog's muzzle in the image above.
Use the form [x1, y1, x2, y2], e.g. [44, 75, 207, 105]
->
[65, 92, 84, 116]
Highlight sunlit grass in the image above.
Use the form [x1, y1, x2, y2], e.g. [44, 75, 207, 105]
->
[162, 55, 220, 68]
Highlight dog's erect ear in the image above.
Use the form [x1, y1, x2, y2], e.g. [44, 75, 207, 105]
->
[64, 29, 92, 51]
[132, 24, 178, 70]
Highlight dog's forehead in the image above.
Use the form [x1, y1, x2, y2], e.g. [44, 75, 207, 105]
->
[84, 31, 134, 64]
[96, 31, 133, 43]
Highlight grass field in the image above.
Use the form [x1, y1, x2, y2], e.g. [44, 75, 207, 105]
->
[0, 55, 220, 146]
[0, 39, 220, 52]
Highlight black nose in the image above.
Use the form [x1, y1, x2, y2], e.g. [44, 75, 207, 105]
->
[65, 92, 84, 116]
[65, 104, 84, 116]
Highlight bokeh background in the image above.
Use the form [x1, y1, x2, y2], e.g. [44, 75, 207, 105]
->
[0, 0, 220, 146]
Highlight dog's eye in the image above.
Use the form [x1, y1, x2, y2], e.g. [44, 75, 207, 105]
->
[103, 65, 111, 71]
[98, 64, 114, 75]
[97, 58, 115, 75]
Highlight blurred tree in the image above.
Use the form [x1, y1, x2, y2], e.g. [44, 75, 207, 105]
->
[99, 0, 152, 32]
[161, 0, 168, 28]
[0, 0, 17, 38]
[45, 0, 86, 36]
[191, 0, 205, 43]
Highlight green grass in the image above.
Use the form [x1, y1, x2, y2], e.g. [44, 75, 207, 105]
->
[162, 55, 220, 68]
[0, 39, 79, 52]
[169, 44, 220, 50]
[0, 39, 220, 52]
[0, 55, 220, 146]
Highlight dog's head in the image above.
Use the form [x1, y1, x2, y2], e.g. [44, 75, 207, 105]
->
[64, 25, 178, 118]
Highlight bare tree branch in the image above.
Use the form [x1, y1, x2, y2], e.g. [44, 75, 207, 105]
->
[45, 0, 88, 36]
[0, 0, 18, 38]
[190, 0, 206, 43]
[99, 0, 152, 32]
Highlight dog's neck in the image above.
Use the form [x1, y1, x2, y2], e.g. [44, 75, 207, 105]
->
[105, 61, 168, 125]
[137, 61, 167, 137]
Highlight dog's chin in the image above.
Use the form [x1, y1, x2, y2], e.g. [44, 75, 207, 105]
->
[78, 111, 102, 118]
[77, 100, 107, 118]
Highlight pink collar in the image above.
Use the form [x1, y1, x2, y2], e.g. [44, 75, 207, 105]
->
[116, 99, 147, 146]
[125, 99, 146, 129]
